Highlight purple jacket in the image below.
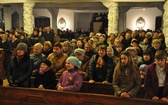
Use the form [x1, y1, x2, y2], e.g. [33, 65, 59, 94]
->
[57, 69, 83, 91]
[145, 63, 168, 99]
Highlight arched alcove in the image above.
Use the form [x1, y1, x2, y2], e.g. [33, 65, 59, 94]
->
[12, 11, 19, 28]
[126, 7, 162, 31]
[35, 16, 50, 28]
[91, 12, 108, 34]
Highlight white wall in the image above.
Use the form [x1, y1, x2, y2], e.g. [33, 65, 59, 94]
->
[33, 9, 52, 27]
[126, 7, 162, 31]
[33, 9, 75, 31]
[57, 9, 74, 31]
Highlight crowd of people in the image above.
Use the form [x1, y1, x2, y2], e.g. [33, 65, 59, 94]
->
[0, 26, 167, 102]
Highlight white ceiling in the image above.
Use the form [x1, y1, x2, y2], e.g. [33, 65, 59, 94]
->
[0, 0, 164, 10]
[0, 0, 166, 4]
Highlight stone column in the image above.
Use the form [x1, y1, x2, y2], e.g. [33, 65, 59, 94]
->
[23, 2, 35, 36]
[102, 2, 119, 36]
[163, 0, 168, 47]
[48, 7, 59, 33]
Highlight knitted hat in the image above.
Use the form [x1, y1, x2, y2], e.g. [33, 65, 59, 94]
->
[125, 47, 137, 53]
[16, 42, 28, 53]
[74, 48, 85, 56]
[41, 59, 51, 67]
[139, 64, 147, 72]
[152, 39, 161, 45]
[67, 56, 82, 68]
[131, 38, 139, 44]
[71, 39, 77, 43]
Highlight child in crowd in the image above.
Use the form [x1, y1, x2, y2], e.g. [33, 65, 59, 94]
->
[57, 56, 83, 92]
[34, 60, 56, 89]
[145, 50, 168, 102]
[113, 51, 141, 98]
[139, 64, 147, 87]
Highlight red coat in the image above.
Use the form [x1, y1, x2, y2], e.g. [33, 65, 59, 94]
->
[145, 63, 168, 99]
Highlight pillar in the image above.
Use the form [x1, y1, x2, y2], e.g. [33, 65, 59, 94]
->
[163, 0, 168, 47]
[23, 2, 35, 36]
[48, 7, 59, 33]
[102, 2, 119, 36]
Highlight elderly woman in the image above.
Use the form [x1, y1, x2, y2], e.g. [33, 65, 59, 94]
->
[74, 48, 90, 80]
[30, 43, 46, 76]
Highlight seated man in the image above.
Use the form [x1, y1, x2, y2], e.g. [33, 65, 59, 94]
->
[88, 44, 114, 83]
[47, 42, 68, 79]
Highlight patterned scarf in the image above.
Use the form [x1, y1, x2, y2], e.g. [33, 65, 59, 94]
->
[96, 57, 104, 68]
[39, 67, 51, 75]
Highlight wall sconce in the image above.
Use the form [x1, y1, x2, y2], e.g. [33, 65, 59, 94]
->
[58, 17, 66, 30]
[136, 17, 146, 30]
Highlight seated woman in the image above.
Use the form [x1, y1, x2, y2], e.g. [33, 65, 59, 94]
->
[7, 43, 33, 87]
[112, 51, 141, 98]
[57, 56, 83, 92]
[34, 60, 56, 89]
[42, 41, 53, 57]
[62, 41, 73, 56]
[74, 48, 90, 80]
[139, 50, 154, 87]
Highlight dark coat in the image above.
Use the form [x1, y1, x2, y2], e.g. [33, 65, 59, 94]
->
[145, 63, 168, 99]
[29, 35, 44, 46]
[30, 53, 46, 71]
[43, 31, 54, 44]
[7, 53, 33, 87]
[0, 40, 11, 70]
[112, 66, 141, 98]
[10, 39, 20, 52]
[88, 54, 114, 83]
[34, 69, 56, 89]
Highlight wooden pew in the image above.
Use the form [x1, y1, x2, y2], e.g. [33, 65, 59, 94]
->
[80, 81, 146, 98]
[30, 77, 145, 98]
[0, 86, 167, 105]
